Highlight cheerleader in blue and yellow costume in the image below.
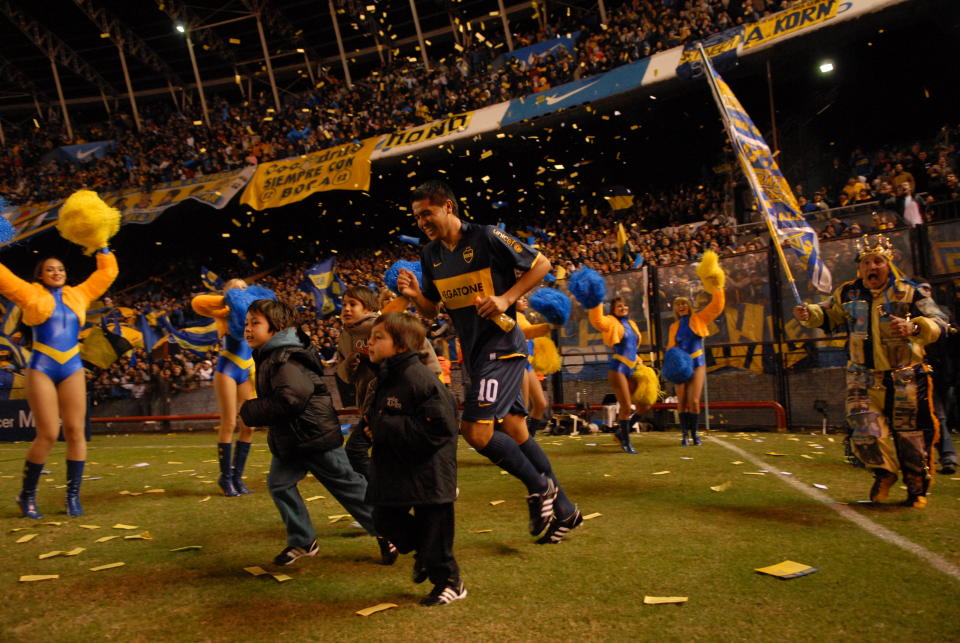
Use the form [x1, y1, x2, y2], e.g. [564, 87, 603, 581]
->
[516, 296, 551, 434]
[192, 280, 275, 496]
[569, 267, 659, 454]
[664, 251, 726, 446]
[1, 190, 120, 519]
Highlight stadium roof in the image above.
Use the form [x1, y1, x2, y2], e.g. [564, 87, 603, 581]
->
[0, 0, 553, 118]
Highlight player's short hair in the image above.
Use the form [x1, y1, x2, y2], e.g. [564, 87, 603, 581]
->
[411, 179, 458, 215]
[247, 299, 298, 332]
[375, 312, 426, 352]
[343, 285, 379, 312]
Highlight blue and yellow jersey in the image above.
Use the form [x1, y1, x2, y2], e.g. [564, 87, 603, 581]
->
[420, 222, 542, 370]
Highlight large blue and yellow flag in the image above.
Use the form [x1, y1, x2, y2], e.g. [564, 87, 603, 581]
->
[302, 258, 344, 318]
[159, 315, 219, 356]
[700, 52, 831, 295]
[201, 266, 224, 292]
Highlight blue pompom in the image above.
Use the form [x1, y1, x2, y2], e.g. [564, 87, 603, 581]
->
[225, 285, 277, 339]
[384, 259, 422, 294]
[396, 234, 420, 246]
[663, 347, 694, 384]
[0, 201, 15, 245]
[568, 267, 606, 309]
[528, 288, 571, 326]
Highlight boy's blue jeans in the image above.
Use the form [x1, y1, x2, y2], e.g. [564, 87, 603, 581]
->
[268, 447, 377, 548]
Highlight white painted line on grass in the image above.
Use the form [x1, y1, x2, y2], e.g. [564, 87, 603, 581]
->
[713, 437, 960, 582]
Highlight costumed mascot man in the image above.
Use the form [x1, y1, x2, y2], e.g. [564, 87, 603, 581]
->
[662, 250, 726, 447]
[793, 234, 947, 507]
[569, 267, 659, 454]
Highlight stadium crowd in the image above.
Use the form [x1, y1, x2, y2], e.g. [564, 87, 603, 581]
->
[2, 0, 959, 404]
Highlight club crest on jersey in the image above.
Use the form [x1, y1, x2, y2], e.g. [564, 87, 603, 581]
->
[463, 246, 474, 263]
[386, 396, 401, 409]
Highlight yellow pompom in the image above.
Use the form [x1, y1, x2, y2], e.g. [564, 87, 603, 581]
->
[631, 363, 660, 407]
[56, 190, 121, 255]
[697, 249, 725, 294]
[531, 336, 562, 375]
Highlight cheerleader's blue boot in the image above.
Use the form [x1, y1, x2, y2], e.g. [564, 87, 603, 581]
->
[17, 460, 44, 519]
[66, 459, 85, 517]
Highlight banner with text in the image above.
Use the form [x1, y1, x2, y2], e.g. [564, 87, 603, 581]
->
[241, 138, 377, 210]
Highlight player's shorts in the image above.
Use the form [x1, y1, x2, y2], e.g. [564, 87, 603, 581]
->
[463, 354, 527, 423]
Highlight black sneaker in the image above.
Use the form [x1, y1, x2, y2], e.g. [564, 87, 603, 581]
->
[526, 475, 558, 536]
[419, 579, 467, 606]
[412, 558, 428, 584]
[536, 507, 584, 545]
[939, 461, 957, 475]
[272, 539, 319, 566]
[377, 537, 398, 565]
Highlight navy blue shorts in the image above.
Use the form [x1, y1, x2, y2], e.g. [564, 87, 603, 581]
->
[463, 355, 527, 423]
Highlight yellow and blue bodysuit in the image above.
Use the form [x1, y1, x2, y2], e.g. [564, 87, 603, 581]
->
[517, 311, 551, 373]
[0, 249, 119, 383]
[191, 294, 253, 384]
[665, 290, 725, 370]
[587, 305, 643, 376]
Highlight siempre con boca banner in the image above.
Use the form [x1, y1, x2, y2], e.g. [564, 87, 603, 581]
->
[240, 137, 377, 210]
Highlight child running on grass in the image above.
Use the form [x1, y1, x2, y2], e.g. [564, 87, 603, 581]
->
[363, 312, 465, 606]
[239, 299, 396, 566]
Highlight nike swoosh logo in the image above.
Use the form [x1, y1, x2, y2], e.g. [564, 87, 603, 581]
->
[75, 147, 101, 160]
[541, 81, 599, 106]
[433, 262, 442, 267]
[478, 403, 492, 407]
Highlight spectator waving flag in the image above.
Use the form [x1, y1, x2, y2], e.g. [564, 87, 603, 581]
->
[302, 258, 345, 319]
[698, 47, 831, 301]
[159, 314, 219, 356]
[201, 266, 224, 292]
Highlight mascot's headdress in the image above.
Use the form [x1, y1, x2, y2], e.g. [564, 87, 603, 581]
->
[854, 234, 896, 263]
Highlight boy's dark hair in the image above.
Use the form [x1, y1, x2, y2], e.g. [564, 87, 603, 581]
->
[247, 299, 298, 332]
[343, 285, 379, 313]
[411, 179, 458, 215]
[376, 312, 426, 352]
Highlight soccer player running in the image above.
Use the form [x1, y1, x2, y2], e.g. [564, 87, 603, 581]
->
[397, 180, 582, 544]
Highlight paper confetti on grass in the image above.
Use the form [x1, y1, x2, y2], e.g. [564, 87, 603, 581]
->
[271, 573, 293, 582]
[328, 514, 351, 523]
[119, 491, 143, 496]
[95, 536, 118, 543]
[305, 495, 325, 502]
[64, 547, 85, 556]
[489, 500, 505, 506]
[112, 524, 138, 530]
[78, 525, 101, 530]
[170, 545, 203, 552]
[16, 533, 38, 543]
[582, 512, 602, 520]
[167, 461, 183, 465]
[652, 471, 671, 475]
[356, 603, 397, 616]
[472, 529, 492, 534]
[765, 452, 788, 457]
[43, 521, 63, 526]
[244, 566, 268, 576]
[124, 532, 153, 540]
[755, 560, 819, 579]
[89, 562, 125, 572]
[644, 596, 688, 605]
[39, 551, 63, 559]
[731, 461, 744, 465]
[710, 481, 732, 492]
[743, 472, 766, 476]
[813, 484, 829, 490]
[200, 496, 211, 503]
[20, 575, 59, 582]
[144, 489, 165, 494]
[800, 455, 814, 460]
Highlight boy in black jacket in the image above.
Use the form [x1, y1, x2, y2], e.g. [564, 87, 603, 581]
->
[364, 312, 464, 606]
[239, 300, 396, 567]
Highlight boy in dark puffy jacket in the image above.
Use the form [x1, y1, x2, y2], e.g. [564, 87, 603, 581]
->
[364, 312, 464, 606]
[240, 299, 396, 567]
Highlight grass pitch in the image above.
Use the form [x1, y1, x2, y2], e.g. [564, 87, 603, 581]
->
[2, 429, 959, 642]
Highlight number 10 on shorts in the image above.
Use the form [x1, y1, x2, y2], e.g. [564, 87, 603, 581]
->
[477, 378, 499, 402]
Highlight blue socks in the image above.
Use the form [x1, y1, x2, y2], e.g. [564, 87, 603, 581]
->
[478, 432, 547, 494]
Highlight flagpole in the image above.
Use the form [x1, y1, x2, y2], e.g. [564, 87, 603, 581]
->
[697, 44, 803, 307]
